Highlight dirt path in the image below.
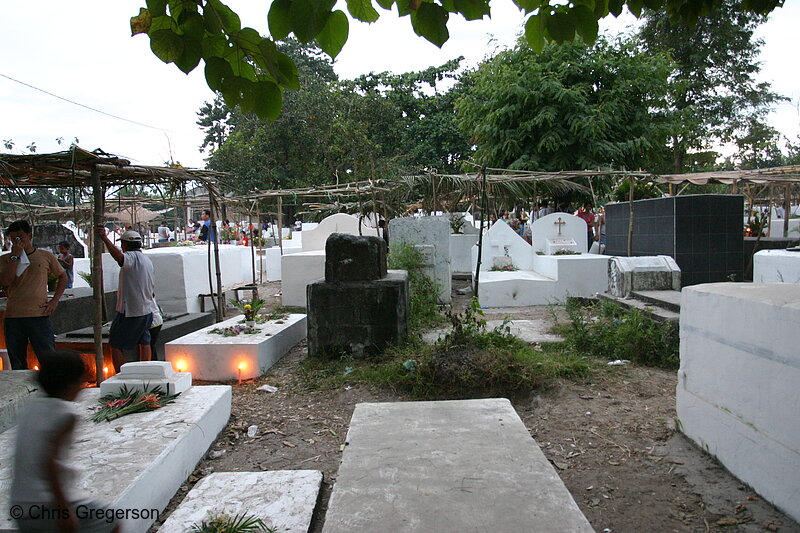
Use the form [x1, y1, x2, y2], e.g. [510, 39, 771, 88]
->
[151, 281, 799, 533]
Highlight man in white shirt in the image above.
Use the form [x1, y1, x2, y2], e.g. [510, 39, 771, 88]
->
[95, 227, 157, 372]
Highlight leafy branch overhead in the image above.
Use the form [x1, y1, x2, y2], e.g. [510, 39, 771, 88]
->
[131, 0, 785, 120]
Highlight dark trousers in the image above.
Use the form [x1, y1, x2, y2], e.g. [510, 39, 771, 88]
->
[150, 325, 163, 361]
[4, 317, 56, 370]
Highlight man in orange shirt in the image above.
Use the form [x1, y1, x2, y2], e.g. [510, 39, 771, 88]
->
[577, 202, 597, 252]
[0, 220, 67, 369]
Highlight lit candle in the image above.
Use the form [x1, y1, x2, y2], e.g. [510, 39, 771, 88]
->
[237, 361, 246, 385]
[103, 366, 109, 377]
[176, 360, 186, 372]
[34, 365, 40, 371]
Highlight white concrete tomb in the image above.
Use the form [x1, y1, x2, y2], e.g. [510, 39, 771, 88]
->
[389, 216, 451, 303]
[471, 220, 533, 272]
[753, 249, 800, 284]
[301, 213, 375, 252]
[157, 471, 323, 533]
[99, 361, 192, 397]
[530, 212, 587, 255]
[281, 250, 325, 307]
[165, 314, 307, 381]
[677, 283, 800, 523]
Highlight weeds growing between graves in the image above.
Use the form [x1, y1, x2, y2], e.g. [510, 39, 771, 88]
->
[555, 298, 679, 369]
[388, 243, 443, 330]
[300, 299, 592, 399]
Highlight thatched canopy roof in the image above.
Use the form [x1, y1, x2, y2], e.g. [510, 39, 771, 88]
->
[0, 146, 227, 190]
[655, 166, 800, 185]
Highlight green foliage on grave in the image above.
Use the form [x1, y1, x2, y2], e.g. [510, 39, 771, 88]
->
[300, 298, 592, 399]
[190, 512, 275, 533]
[387, 243, 443, 331]
[555, 297, 679, 369]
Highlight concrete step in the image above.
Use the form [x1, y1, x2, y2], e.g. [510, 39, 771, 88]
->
[323, 399, 593, 533]
[157, 471, 322, 533]
[630, 290, 682, 313]
[598, 293, 679, 323]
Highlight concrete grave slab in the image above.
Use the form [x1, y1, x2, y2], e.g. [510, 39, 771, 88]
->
[301, 214, 375, 252]
[323, 399, 593, 533]
[157, 471, 322, 533]
[0, 385, 231, 533]
[531, 212, 587, 255]
[0, 371, 37, 433]
[607, 255, 681, 297]
[165, 314, 306, 381]
[100, 361, 192, 396]
[678, 283, 800, 522]
[471, 220, 533, 272]
[281, 250, 325, 307]
[389, 216, 451, 303]
[422, 319, 563, 344]
[753, 249, 800, 283]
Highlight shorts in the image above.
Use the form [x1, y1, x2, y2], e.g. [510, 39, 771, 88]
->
[108, 312, 152, 350]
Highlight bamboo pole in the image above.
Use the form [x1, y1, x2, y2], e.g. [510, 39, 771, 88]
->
[91, 167, 105, 386]
[474, 167, 488, 297]
[277, 197, 284, 255]
[627, 177, 635, 257]
[249, 207, 257, 292]
[783, 184, 790, 238]
[211, 201, 224, 320]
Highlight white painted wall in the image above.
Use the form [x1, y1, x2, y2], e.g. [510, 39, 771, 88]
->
[678, 283, 800, 523]
[450, 234, 479, 275]
[753, 250, 800, 283]
[301, 214, 375, 252]
[281, 251, 326, 307]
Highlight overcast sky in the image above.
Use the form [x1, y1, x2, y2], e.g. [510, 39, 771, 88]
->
[1, 1, 798, 169]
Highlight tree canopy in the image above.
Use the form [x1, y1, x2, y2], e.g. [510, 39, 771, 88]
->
[131, 0, 785, 119]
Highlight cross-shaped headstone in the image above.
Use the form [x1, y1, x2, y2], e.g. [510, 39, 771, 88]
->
[554, 217, 566, 235]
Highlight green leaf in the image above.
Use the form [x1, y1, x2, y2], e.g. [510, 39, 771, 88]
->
[608, 0, 624, 16]
[642, 0, 662, 9]
[316, 10, 349, 58]
[204, 56, 234, 92]
[571, 6, 598, 43]
[150, 29, 185, 63]
[411, 3, 450, 48]
[175, 36, 202, 73]
[513, 0, 542, 14]
[289, 0, 336, 43]
[146, 0, 168, 16]
[257, 38, 301, 88]
[207, 0, 241, 34]
[545, 11, 575, 42]
[252, 80, 283, 121]
[201, 34, 228, 58]
[453, 0, 490, 21]
[221, 76, 252, 107]
[234, 27, 263, 56]
[346, 0, 380, 23]
[375, 0, 394, 9]
[268, 0, 292, 40]
[627, 0, 644, 17]
[179, 11, 206, 39]
[524, 13, 545, 53]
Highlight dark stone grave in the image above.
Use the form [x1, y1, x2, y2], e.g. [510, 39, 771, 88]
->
[605, 194, 744, 286]
[307, 233, 408, 357]
[34, 223, 86, 258]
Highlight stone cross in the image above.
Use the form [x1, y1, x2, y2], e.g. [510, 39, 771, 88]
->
[554, 217, 566, 235]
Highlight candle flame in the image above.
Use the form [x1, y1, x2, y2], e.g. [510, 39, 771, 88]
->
[176, 360, 187, 371]
[34, 365, 40, 371]
[238, 361, 246, 370]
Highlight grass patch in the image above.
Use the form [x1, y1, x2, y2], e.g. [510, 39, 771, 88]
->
[273, 305, 306, 314]
[554, 297, 679, 369]
[388, 243, 443, 331]
[300, 299, 591, 399]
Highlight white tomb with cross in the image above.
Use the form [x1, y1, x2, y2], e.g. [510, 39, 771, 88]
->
[531, 213, 587, 255]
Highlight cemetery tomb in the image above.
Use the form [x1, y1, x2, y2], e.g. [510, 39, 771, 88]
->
[607, 255, 681, 297]
[157, 471, 323, 533]
[100, 361, 192, 396]
[471, 220, 533, 272]
[307, 234, 408, 356]
[301, 213, 376, 252]
[322, 399, 593, 533]
[530, 212, 587, 255]
[753, 249, 800, 283]
[165, 313, 307, 381]
[604, 194, 744, 286]
[0, 371, 36, 433]
[281, 250, 325, 307]
[768, 218, 800, 239]
[450, 233, 479, 276]
[473, 213, 609, 307]
[0, 385, 231, 533]
[678, 283, 800, 523]
[389, 216, 452, 303]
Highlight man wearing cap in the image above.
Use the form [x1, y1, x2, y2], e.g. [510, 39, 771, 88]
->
[96, 225, 157, 372]
[0, 220, 67, 369]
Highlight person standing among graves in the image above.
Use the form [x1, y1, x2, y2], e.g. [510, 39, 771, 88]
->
[577, 202, 597, 252]
[378, 219, 390, 247]
[95, 226, 157, 372]
[11, 350, 121, 533]
[149, 303, 164, 361]
[57, 241, 75, 289]
[537, 201, 554, 219]
[198, 209, 216, 243]
[157, 221, 170, 243]
[0, 220, 67, 370]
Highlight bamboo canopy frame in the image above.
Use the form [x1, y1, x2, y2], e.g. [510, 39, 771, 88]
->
[0, 147, 227, 385]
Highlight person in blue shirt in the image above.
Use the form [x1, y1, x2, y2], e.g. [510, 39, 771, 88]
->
[198, 209, 216, 243]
